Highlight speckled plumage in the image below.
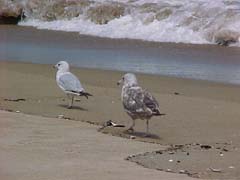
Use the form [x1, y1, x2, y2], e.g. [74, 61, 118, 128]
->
[118, 73, 162, 134]
[122, 86, 160, 119]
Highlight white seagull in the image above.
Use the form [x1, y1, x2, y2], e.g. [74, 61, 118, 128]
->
[117, 73, 164, 134]
[54, 61, 92, 109]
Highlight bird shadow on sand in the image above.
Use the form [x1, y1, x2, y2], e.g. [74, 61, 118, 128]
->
[58, 104, 88, 111]
[125, 131, 161, 140]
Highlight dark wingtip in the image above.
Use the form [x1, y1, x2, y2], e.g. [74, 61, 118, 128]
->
[80, 92, 93, 99]
[155, 113, 166, 116]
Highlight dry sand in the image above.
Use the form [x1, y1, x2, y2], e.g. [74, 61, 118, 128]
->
[1, 61, 240, 179]
[0, 110, 195, 180]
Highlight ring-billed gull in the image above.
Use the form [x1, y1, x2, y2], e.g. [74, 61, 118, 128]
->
[54, 61, 92, 109]
[117, 73, 164, 134]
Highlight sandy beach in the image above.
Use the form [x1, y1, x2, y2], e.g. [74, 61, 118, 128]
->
[1, 0, 240, 178]
[1, 60, 240, 179]
[1, 110, 197, 180]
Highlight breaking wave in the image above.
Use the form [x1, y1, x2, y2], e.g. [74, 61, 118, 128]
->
[13, 0, 240, 45]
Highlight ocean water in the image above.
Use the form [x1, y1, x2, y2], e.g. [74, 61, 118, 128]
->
[14, 0, 240, 46]
[1, 26, 240, 85]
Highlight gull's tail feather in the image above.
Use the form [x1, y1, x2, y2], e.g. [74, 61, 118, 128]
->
[79, 91, 93, 99]
[152, 108, 166, 116]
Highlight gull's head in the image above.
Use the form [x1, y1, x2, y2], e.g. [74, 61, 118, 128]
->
[54, 61, 70, 72]
[117, 73, 138, 87]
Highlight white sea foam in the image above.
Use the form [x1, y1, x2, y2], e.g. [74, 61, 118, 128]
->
[20, 15, 207, 44]
[18, 0, 240, 46]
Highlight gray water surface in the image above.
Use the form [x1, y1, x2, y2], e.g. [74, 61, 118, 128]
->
[1, 26, 240, 85]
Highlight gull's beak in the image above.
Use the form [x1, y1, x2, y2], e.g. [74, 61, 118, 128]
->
[53, 64, 57, 69]
[117, 79, 122, 86]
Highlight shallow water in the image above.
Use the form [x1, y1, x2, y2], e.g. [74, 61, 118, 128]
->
[1, 26, 240, 85]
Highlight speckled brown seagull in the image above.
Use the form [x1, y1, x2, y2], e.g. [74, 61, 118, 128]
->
[117, 73, 164, 135]
[54, 61, 92, 109]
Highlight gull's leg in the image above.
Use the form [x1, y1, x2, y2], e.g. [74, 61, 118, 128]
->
[67, 94, 74, 109]
[146, 119, 149, 134]
[127, 118, 135, 132]
[144, 119, 151, 137]
[71, 96, 74, 107]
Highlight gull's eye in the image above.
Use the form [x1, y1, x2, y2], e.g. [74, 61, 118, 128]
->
[58, 64, 60, 66]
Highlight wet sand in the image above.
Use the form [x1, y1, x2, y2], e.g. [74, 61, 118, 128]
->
[1, 61, 240, 179]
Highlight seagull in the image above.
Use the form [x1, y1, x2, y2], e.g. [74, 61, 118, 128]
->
[117, 73, 164, 135]
[54, 61, 92, 109]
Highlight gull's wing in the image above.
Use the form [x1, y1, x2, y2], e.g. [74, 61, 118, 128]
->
[57, 72, 84, 93]
[143, 90, 161, 115]
[122, 86, 160, 118]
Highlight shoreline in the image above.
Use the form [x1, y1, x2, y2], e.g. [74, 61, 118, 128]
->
[2, 60, 240, 102]
[1, 60, 240, 178]
[5, 58, 240, 87]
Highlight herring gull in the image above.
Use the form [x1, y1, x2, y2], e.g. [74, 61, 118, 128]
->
[54, 61, 92, 109]
[117, 73, 163, 134]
